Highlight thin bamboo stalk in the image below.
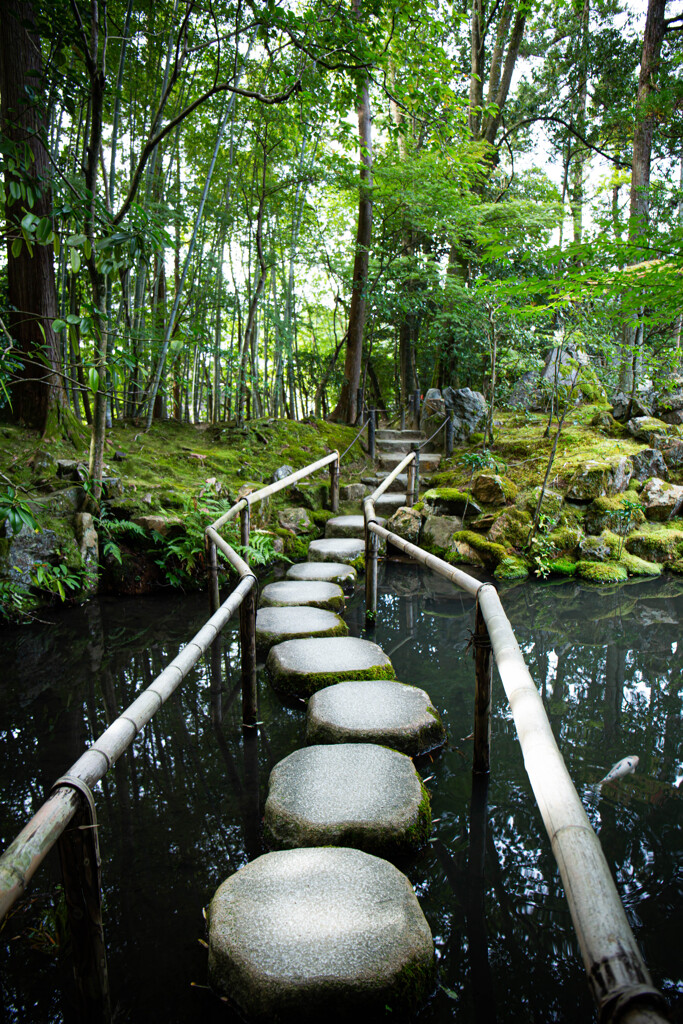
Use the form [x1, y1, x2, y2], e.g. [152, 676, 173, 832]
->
[0, 577, 254, 922]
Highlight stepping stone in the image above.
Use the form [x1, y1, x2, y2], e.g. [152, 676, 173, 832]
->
[260, 580, 345, 612]
[285, 561, 357, 587]
[325, 515, 373, 539]
[255, 607, 348, 654]
[379, 452, 441, 472]
[308, 538, 364, 564]
[264, 743, 431, 858]
[207, 847, 435, 1022]
[375, 493, 408, 514]
[266, 636, 395, 699]
[306, 680, 446, 756]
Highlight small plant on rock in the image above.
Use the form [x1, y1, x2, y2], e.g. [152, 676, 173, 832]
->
[608, 499, 646, 558]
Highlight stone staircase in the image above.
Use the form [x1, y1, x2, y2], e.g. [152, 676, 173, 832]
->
[206, 510, 446, 1021]
[361, 427, 442, 515]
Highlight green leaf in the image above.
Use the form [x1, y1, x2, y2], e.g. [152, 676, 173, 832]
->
[88, 367, 99, 394]
[70, 247, 80, 273]
[66, 314, 81, 325]
[66, 233, 87, 246]
[11, 237, 23, 258]
[52, 318, 67, 332]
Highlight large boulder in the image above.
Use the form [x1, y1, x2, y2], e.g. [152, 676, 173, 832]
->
[421, 515, 462, 552]
[629, 448, 668, 482]
[471, 472, 517, 506]
[387, 507, 422, 544]
[421, 388, 446, 420]
[508, 370, 542, 411]
[611, 392, 652, 422]
[442, 387, 487, 441]
[278, 507, 313, 534]
[640, 478, 683, 522]
[653, 379, 683, 423]
[540, 345, 590, 386]
[662, 442, 683, 471]
[584, 495, 645, 536]
[626, 417, 680, 447]
[2, 523, 59, 584]
[566, 457, 632, 502]
[422, 487, 480, 517]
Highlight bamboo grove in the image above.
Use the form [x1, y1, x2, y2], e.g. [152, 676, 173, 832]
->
[1, 0, 682, 499]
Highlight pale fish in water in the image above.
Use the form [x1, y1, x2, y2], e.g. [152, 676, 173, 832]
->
[599, 755, 639, 785]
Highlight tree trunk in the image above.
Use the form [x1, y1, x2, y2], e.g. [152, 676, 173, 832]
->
[0, 1, 69, 434]
[617, 0, 666, 391]
[329, 4, 373, 424]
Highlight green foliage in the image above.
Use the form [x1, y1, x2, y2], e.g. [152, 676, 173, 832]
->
[0, 487, 40, 536]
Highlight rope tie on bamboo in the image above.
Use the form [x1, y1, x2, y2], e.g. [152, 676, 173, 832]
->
[597, 982, 669, 1024]
[464, 630, 492, 657]
[51, 775, 100, 841]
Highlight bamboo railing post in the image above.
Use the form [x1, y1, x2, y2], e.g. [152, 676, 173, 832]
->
[406, 456, 415, 508]
[400, 403, 406, 431]
[411, 444, 421, 504]
[472, 593, 493, 775]
[365, 527, 379, 627]
[368, 408, 376, 459]
[240, 503, 251, 561]
[330, 455, 340, 513]
[54, 779, 111, 1024]
[445, 417, 454, 457]
[239, 583, 258, 726]
[206, 536, 220, 615]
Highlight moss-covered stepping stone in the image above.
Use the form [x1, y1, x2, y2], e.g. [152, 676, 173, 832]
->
[308, 538, 364, 564]
[306, 680, 446, 756]
[325, 515, 385, 539]
[286, 561, 357, 586]
[260, 580, 345, 612]
[256, 607, 348, 654]
[207, 847, 435, 1022]
[264, 743, 431, 858]
[266, 636, 394, 699]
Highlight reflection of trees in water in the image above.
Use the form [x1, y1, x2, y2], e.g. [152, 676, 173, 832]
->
[1, 577, 681, 1021]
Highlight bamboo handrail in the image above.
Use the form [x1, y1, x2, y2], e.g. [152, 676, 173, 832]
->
[0, 575, 255, 923]
[208, 451, 339, 534]
[363, 495, 669, 1024]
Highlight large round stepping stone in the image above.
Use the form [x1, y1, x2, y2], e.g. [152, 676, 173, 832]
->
[260, 580, 345, 612]
[207, 847, 435, 1022]
[325, 515, 384, 539]
[308, 538, 364, 565]
[286, 561, 357, 587]
[255, 607, 348, 654]
[306, 679, 446, 756]
[264, 744, 431, 858]
[266, 636, 395, 699]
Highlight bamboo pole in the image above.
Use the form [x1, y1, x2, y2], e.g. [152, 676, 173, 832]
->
[369, 451, 414, 503]
[0, 577, 255, 922]
[472, 595, 492, 774]
[365, 528, 378, 626]
[362, 511, 668, 1023]
[240, 503, 251, 562]
[206, 536, 220, 615]
[329, 453, 340, 513]
[411, 443, 421, 504]
[209, 452, 338, 533]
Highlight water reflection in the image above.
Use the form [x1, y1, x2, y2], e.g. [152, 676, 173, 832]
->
[0, 573, 681, 1022]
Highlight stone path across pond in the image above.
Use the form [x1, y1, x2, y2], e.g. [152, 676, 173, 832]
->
[208, 430, 446, 1021]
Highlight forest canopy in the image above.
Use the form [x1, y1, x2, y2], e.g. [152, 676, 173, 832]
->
[1, 0, 682, 498]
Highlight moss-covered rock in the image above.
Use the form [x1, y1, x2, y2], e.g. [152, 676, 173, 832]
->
[576, 561, 628, 584]
[547, 557, 577, 576]
[449, 530, 508, 567]
[422, 487, 478, 517]
[625, 526, 683, 563]
[387, 507, 422, 544]
[566, 456, 632, 501]
[421, 515, 461, 553]
[546, 525, 583, 554]
[515, 486, 563, 519]
[488, 507, 532, 548]
[619, 550, 662, 576]
[584, 493, 646, 535]
[640, 477, 683, 521]
[494, 556, 529, 580]
[578, 532, 619, 562]
[627, 417, 682, 447]
[471, 472, 517, 506]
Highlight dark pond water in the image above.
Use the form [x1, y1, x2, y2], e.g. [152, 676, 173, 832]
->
[0, 565, 681, 1023]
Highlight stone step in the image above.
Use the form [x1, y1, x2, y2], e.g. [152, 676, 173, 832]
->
[376, 438, 424, 454]
[362, 473, 428, 494]
[306, 679, 446, 756]
[264, 743, 431, 859]
[285, 562, 357, 587]
[308, 538, 364, 564]
[260, 580, 345, 613]
[266, 635, 394, 698]
[207, 847, 435, 1021]
[376, 429, 425, 441]
[375, 493, 408, 515]
[379, 451, 441, 473]
[255, 606, 348, 654]
[325, 514, 385, 540]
